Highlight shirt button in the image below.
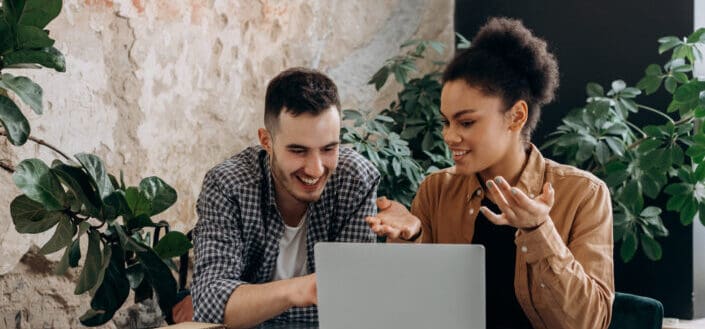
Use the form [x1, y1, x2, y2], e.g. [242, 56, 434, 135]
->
[468, 208, 474, 215]
[540, 283, 546, 288]
[476, 189, 482, 196]
[521, 246, 528, 253]
[529, 194, 535, 199]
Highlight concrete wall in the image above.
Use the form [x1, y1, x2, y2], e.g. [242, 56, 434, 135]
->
[0, 0, 454, 327]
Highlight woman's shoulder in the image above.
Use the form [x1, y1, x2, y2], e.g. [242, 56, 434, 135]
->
[544, 159, 607, 191]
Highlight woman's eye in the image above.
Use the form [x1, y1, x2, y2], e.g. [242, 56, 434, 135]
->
[440, 119, 450, 127]
[461, 121, 474, 128]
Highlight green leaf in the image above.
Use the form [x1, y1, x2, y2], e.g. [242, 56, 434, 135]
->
[664, 183, 691, 195]
[16, 0, 63, 29]
[641, 235, 662, 261]
[687, 28, 705, 43]
[611, 80, 626, 93]
[68, 239, 80, 267]
[51, 162, 102, 216]
[75, 153, 114, 199]
[81, 243, 130, 327]
[78, 309, 107, 326]
[586, 82, 604, 97]
[154, 231, 192, 259]
[700, 203, 705, 227]
[124, 187, 151, 218]
[680, 198, 698, 225]
[645, 64, 662, 76]
[620, 230, 638, 262]
[0, 94, 30, 145]
[667, 194, 687, 212]
[637, 76, 662, 95]
[137, 248, 178, 319]
[2, 47, 66, 72]
[126, 263, 144, 289]
[139, 176, 178, 216]
[10, 195, 60, 233]
[75, 229, 103, 294]
[658, 36, 681, 54]
[665, 77, 677, 94]
[640, 206, 662, 218]
[38, 216, 75, 255]
[368, 66, 390, 91]
[16, 25, 54, 49]
[13, 158, 66, 210]
[0, 73, 43, 114]
[54, 241, 71, 275]
[113, 223, 147, 252]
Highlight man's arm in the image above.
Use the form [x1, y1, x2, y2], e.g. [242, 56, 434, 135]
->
[223, 274, 317, 329]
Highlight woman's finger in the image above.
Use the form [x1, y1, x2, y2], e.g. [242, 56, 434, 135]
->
[480, 206, 509, 226]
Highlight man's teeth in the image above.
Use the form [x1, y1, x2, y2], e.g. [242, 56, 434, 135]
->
[453, 150, 469, 156]
[299, 176, 320, 185]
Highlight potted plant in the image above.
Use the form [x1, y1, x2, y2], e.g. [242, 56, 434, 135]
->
[0, 0, 192, 326]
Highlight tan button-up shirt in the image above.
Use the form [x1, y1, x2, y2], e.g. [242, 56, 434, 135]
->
[410, 144, 614, 329]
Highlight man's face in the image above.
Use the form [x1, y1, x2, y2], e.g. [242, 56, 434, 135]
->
[259, 107, 341, 206]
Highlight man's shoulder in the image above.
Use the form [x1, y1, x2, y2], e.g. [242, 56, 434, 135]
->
[334, 146, 380, 183]
[205, 145, 265, 190]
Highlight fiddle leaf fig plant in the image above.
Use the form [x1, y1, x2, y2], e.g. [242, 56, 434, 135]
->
[0, 0, 192, 326]
[544, 28, 705, 262]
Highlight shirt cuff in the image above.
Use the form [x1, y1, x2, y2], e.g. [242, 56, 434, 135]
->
[514, 218, 567, 264]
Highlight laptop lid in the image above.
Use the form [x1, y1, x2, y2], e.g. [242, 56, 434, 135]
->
[315, 242, 485, 329]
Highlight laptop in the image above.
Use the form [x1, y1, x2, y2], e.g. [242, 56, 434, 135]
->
[315, 242, 485, 329]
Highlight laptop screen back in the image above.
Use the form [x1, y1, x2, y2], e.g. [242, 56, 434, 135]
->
[315, 243, 485, 329]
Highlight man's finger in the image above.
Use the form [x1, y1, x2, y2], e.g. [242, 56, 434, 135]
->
[383, 225, 401, 239]
[365, 216, 380, 226]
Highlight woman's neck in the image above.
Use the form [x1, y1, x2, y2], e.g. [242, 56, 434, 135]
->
[478, 142, 529, 186]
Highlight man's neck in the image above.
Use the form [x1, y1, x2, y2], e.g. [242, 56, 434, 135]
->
[273, 184, 308, 227]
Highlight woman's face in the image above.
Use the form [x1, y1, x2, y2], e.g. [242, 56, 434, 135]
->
[440, 79, 521, 176]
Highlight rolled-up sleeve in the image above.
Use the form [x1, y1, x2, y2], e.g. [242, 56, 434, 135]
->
[192, 170, 247, 324]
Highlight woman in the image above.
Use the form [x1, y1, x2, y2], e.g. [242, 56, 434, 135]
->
[366, 18, 614, 329]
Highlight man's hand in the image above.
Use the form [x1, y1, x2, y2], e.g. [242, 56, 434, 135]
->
[287, 273, 318, 307]
[365, 197, 422, 240]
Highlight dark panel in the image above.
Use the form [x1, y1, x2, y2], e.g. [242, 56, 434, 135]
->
[455, 0, 694, 319]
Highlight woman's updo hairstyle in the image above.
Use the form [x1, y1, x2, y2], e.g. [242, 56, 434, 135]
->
[442, 17, 559, 142]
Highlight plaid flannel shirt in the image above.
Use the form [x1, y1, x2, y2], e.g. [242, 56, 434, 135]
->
[192, 145, 380, 325]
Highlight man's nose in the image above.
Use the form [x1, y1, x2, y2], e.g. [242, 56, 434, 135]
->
[304, 154, 325, 177]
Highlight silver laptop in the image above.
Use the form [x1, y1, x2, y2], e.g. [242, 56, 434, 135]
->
[315, 242, 485, 329]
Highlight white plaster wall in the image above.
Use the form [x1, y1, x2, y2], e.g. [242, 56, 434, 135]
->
[0, 0, 454, 327]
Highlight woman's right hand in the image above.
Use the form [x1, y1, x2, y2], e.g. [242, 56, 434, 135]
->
[365, 197, 422, 241]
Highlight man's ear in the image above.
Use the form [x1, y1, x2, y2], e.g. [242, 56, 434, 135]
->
[507, 100, 528, 132]
[258, 128, 273, 153]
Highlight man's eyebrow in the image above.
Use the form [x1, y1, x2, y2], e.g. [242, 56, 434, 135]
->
[285, 141, 340, 149]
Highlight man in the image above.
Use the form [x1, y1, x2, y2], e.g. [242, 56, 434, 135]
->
[192, 67, 380, 328]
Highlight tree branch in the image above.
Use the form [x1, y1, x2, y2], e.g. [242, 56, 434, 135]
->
[0, 160, 14, 173]
[0, 130, 72, 161]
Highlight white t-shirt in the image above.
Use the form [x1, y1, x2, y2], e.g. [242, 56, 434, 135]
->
[272, 213, 309, 281]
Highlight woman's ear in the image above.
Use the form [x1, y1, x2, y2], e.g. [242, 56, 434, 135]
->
[507, 100, 529, 132]
[258, 128, 273, 153]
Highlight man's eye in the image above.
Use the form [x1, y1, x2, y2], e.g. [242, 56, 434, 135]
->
[290, 149, 305, 154]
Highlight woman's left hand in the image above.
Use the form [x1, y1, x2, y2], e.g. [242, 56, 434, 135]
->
[481, 176, 555, 231]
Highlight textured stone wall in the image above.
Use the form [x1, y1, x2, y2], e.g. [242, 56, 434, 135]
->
[0, 0, 453, 327]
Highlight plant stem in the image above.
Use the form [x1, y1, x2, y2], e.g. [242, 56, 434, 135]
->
[0, 160, 14, 173]
[637, 104, 675, 124]
[625, 121, 648, 138]
[0, 130, 72, 161]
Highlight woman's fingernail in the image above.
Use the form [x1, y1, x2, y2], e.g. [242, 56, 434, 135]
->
[495, 177, 502, 184]
[486, 181, 493, 188]
[511, 188, 518, 195]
